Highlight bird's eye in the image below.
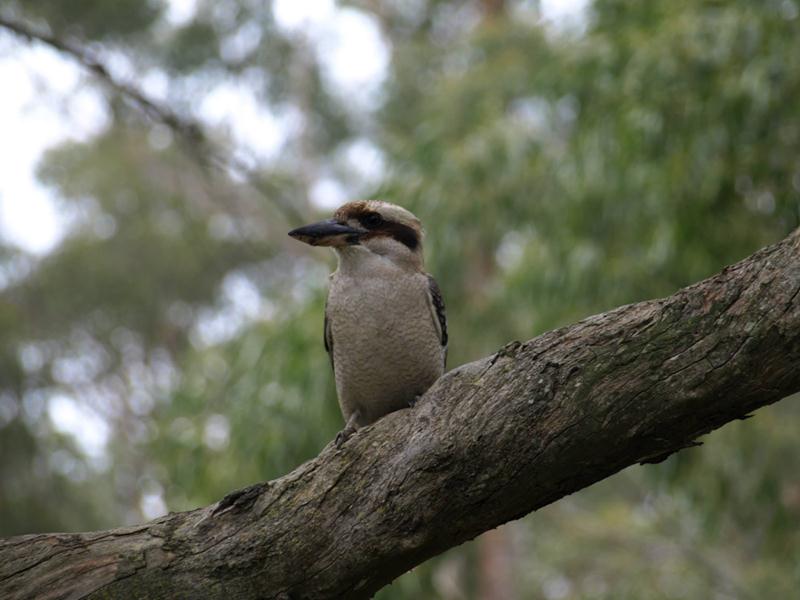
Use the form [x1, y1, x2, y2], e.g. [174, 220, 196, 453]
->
[362, 213, 382, 228]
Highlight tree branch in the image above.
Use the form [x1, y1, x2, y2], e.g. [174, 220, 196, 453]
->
[0, 13, 306, 226]
[2, 229, 800, 599]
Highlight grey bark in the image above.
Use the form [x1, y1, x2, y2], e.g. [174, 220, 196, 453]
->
[2, 229, 800, 600]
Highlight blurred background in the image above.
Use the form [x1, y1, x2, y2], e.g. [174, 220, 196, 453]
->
[1, 0, 799, 598]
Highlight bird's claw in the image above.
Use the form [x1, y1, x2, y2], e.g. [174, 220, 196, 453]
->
[407, 394, 422, 408]
[335, 426, 355, 448]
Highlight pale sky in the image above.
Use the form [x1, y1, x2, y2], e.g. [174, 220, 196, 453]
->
[0, 43, 105, 253]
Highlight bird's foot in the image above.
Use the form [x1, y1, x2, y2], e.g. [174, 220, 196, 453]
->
[408, 394, 422, 408]
[335, 411, 361, 448]
[335, 426, 355, 448]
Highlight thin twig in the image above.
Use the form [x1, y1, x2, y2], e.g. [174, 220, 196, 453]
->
[0, 13, 306, 226]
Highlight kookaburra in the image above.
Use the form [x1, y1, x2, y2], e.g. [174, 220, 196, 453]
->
[288, 201, 447, 445]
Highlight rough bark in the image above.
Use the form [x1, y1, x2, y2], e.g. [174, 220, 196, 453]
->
[2, 229, 800, 600]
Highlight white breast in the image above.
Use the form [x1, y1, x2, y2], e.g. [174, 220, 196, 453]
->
[327, 251, 444, 426]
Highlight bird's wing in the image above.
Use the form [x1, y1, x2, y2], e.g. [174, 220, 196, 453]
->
[324, 297, 334, 371]
[426, 275, 448, 367]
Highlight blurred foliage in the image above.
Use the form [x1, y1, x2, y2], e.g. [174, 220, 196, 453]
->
[1, 0, 800, 598]
[14, 0, 162, 40]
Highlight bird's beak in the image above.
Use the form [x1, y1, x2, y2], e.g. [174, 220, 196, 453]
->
[288, 219, 363, 247]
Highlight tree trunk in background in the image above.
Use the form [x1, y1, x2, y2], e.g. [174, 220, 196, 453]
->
[477, 527, 515, 600]
[1, 229, 799, 600]
[481, 0, 506, 19]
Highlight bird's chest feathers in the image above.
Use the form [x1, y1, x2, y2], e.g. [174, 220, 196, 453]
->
[328, 254, 429, 341]
[326, 247, 443, 422]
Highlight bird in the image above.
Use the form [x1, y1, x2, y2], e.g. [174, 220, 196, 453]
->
[288, 200, 447, 445]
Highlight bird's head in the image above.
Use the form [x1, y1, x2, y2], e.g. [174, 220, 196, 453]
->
[288, 200, 424, 266]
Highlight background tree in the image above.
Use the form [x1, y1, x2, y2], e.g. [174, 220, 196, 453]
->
[1, 0, 799, 598]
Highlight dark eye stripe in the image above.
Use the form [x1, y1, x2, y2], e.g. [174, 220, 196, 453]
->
[355, 210, 420, 250]
[358, 212, 383, 229]
[381, 222, 419, 250]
